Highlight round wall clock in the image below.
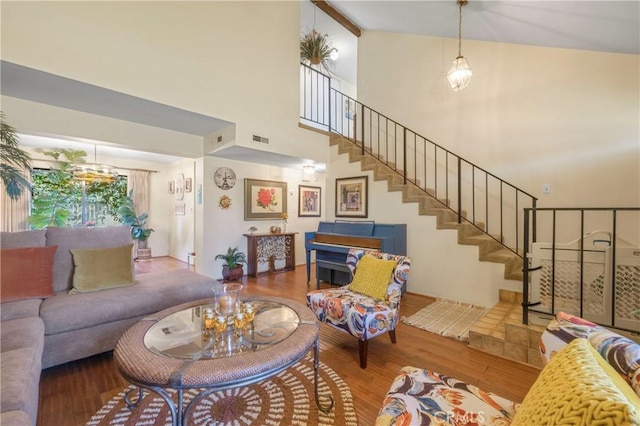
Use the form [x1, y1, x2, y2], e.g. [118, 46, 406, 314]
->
[214, 167, 236, 190]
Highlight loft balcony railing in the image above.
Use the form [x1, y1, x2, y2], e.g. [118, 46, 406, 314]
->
[300, 63, 538, 258]
[523, 207, 640, 333]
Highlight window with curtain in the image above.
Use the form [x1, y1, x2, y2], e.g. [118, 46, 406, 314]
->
[29, 168, 128, 228]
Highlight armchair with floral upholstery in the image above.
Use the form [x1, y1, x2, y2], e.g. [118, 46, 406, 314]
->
[306, 248, 411, 368]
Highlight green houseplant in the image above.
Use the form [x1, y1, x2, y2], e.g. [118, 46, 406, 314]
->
[300, 29, 334, 74]
[118, 190, 154, 253]
[215, 246, 246, 281]
[0, 111, 32, 200]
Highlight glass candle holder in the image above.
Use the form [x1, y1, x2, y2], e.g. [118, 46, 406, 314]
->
[212, 283, 243, 316]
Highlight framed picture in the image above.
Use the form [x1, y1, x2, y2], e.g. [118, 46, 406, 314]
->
[244, 178, 288, 220]
[298, 185, 321, 217]
[336, 176, 368, 218]
[168, 180, 175, 194]
[174, 202, 185, 215]
[185, 177, 193, 192]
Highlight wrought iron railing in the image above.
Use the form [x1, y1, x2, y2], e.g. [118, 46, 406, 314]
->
[300, 63, 538, 258]
[522, 207, 640, 333]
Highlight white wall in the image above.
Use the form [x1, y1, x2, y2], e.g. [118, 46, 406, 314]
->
[1, 1, 330, 276]
[357, 31, 640, 209]
[197, 156, 325, 280]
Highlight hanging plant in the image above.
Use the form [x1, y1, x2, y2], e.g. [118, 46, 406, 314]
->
[300, 29, 334, 73]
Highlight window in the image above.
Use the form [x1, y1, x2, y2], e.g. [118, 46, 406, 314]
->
[30, 168, 128, 228]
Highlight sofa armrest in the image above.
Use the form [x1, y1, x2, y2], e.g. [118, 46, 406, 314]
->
[539, 311, 640, 397]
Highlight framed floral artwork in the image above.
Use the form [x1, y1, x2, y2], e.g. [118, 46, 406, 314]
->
[244, 178, 288, 220]
[298, 185, 321, 217]
[336, 176, 368, 218]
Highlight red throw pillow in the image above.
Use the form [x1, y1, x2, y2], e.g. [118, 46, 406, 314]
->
[1, 246, 57, 302]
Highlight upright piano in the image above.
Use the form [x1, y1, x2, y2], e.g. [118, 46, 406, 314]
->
[305, 221, 407, 289]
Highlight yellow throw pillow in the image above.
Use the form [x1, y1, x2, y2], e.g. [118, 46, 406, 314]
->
[512, 338, 640, 426]
[348, 254, 397, 300]
[69, 244, 134, 293]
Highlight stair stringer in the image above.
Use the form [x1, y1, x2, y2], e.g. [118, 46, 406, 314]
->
[330, 134, 523, 282]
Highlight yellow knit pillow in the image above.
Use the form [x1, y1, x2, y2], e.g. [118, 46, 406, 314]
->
[512, 338, 640, 426]
[348, 254, 397, 300]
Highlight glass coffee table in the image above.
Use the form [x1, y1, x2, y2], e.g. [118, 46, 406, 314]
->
[114, 296, 332, 426]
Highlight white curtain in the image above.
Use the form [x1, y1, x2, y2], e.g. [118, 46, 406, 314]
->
[1, 169, 31, 232]
[127, 170, 151, 257]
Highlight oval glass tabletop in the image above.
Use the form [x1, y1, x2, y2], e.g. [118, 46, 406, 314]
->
[144, 300, 300, 360]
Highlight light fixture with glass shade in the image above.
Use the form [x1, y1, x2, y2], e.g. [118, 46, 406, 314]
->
[447, 0, 473, 92]
[329, 48, 339, 61]
[71, 145, 118, 183]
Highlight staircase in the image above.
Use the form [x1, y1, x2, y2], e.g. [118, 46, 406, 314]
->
[301, 63, 542, 366]
[330, 133, 523, 281]
[329, 133, 551, 367]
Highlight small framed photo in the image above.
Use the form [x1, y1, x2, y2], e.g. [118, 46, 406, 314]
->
[298, 185, 321, 217]
[168, 180, 175, 194]
[185, 177, 193, 192]
[244, 178, 288, 220]
[174, 202, 185, 215]
[336, 176, 368, 218]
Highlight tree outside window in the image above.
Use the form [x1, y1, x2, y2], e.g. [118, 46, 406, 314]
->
[29, 149, 127, 229]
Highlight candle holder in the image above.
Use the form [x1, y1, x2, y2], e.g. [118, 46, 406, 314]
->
[212, 283, 243, 317]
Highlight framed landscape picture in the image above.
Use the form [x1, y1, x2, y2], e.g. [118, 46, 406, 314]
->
[244, 178, 287, 220]
[298, 185, 321, 217]
[335, 176, 368, 218]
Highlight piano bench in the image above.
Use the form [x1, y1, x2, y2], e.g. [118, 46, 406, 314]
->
[315, 260, 352, 289]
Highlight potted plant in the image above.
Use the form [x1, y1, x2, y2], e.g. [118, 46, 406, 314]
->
[118, 190, 154, 258]
[215, 247, 246, 281]
[300, 29, 334, 74]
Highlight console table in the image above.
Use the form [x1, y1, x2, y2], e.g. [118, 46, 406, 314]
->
[243, 232, 297, 277]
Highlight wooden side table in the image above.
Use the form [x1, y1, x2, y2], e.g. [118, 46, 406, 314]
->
[243, 232, 297, 277]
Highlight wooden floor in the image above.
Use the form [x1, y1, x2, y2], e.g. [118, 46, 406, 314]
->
[37, 257, 540, 426]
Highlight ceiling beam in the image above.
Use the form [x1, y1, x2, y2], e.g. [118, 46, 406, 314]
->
[310, 0, 361, 38]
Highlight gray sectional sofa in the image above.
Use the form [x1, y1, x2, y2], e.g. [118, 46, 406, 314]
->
[0, 226, 217, 425]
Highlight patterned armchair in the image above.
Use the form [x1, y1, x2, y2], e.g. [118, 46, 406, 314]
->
[306, 249, 411, 368]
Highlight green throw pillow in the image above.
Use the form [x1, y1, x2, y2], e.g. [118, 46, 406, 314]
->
[69, 244, 134, 293]
[349, 254, 397, 300]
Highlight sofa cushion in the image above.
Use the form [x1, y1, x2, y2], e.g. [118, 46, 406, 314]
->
[0, 347, 42, 425]
[513, 338, 640, 425]
[0, 299, 42, 321]
[375, 366, 517, 426]
[45, 226, 133, 293]
[0, 317, 45, 353]
[1, 246, 57, 302]
[69, 244, 134, 293]
[0, 229, 46, 249]
[41, 269, 216, 335]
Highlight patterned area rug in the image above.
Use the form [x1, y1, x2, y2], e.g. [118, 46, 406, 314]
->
[402, 299, 488, 342]
[87, 355, 357, 426]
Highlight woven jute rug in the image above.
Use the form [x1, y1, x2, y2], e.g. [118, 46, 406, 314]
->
[402, 298, 488, 342]
[86, 355, 357, 426]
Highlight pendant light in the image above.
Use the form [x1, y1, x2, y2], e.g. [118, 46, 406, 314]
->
[72, 145, 118, 183]
[447, 0, 473, 91]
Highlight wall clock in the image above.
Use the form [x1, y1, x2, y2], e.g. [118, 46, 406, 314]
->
[214, 167, 236, 190]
